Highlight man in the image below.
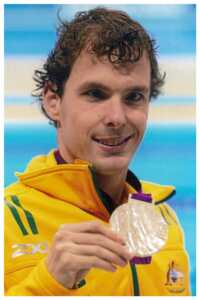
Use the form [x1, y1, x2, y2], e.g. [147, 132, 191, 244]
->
[4, 7, 191, 296]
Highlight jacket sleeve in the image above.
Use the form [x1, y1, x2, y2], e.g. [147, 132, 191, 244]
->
[4, 196, 85, 296]
[5, 258, 84, 296]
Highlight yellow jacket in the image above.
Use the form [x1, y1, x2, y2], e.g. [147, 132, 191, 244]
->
[4, 150, 191, 296]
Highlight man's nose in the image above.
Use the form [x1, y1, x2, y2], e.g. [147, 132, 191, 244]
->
[103, 97, 127, 128]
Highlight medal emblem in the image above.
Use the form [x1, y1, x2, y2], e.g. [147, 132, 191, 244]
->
[110, 193, 168, 257]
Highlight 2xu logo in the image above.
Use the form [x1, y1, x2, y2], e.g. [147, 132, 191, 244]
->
[12, 242, 48, 258]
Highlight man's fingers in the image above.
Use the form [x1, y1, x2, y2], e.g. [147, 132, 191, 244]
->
[59, 221, 126, 244]
[57, 231, 132, 261]
[66, 253, 117, 273]
[62, 242, 128, 267]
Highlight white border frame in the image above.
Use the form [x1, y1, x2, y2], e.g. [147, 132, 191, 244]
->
[2, 1, 199, 299]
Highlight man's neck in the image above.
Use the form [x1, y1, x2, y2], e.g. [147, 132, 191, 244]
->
[95, 171, 127, 206]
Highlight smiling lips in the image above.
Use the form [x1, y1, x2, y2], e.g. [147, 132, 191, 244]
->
[92, 134, 134, 147]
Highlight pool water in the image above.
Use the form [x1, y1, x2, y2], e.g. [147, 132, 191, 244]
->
[5, 4, 196, 56]
[4, 123, 196, 295]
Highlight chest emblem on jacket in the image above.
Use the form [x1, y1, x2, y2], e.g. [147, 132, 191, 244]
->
[165, 260, 185, 293]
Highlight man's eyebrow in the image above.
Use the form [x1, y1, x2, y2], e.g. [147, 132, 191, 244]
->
[125, 86, 150, 94]
[78, 81, 150, 94]
[78, 82, 111, 92]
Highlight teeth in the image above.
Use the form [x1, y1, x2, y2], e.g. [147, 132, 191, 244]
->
[94, 135, 132, 147]
[99, 140, 121, 146]
[99, 138, 122, 146]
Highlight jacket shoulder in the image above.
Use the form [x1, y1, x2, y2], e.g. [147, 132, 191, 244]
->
[5, 181, 28, 199]
[141, 180, 175, 204]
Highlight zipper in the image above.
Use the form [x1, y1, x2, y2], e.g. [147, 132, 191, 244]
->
[89, 166, 141, 295]
[130, 264, 140, 296]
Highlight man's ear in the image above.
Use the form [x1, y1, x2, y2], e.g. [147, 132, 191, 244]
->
[42, 89, 61, 123]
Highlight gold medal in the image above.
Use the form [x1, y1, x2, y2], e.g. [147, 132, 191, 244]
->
[110, 193, 168, 257]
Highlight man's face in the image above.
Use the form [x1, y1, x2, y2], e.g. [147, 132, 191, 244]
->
[56, 51, 150, 175]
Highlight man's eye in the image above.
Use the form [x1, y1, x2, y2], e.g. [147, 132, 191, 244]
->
[125, 92, 144, 104]
[84, 89, 107, 101]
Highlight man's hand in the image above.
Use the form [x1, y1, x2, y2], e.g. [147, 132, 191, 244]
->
[46, 221, 133, 289]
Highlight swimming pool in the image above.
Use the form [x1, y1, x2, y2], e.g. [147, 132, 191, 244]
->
[4, 123, 196, 295]
[5, 4, 196, 56]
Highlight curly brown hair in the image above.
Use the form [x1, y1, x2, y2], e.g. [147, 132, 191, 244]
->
[32, 7, 165, 126]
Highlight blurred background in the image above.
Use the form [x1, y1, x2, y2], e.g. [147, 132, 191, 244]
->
[4, 4, 196, 295]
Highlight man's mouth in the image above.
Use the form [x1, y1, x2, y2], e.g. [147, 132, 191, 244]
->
[92, 134, 134, 147]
